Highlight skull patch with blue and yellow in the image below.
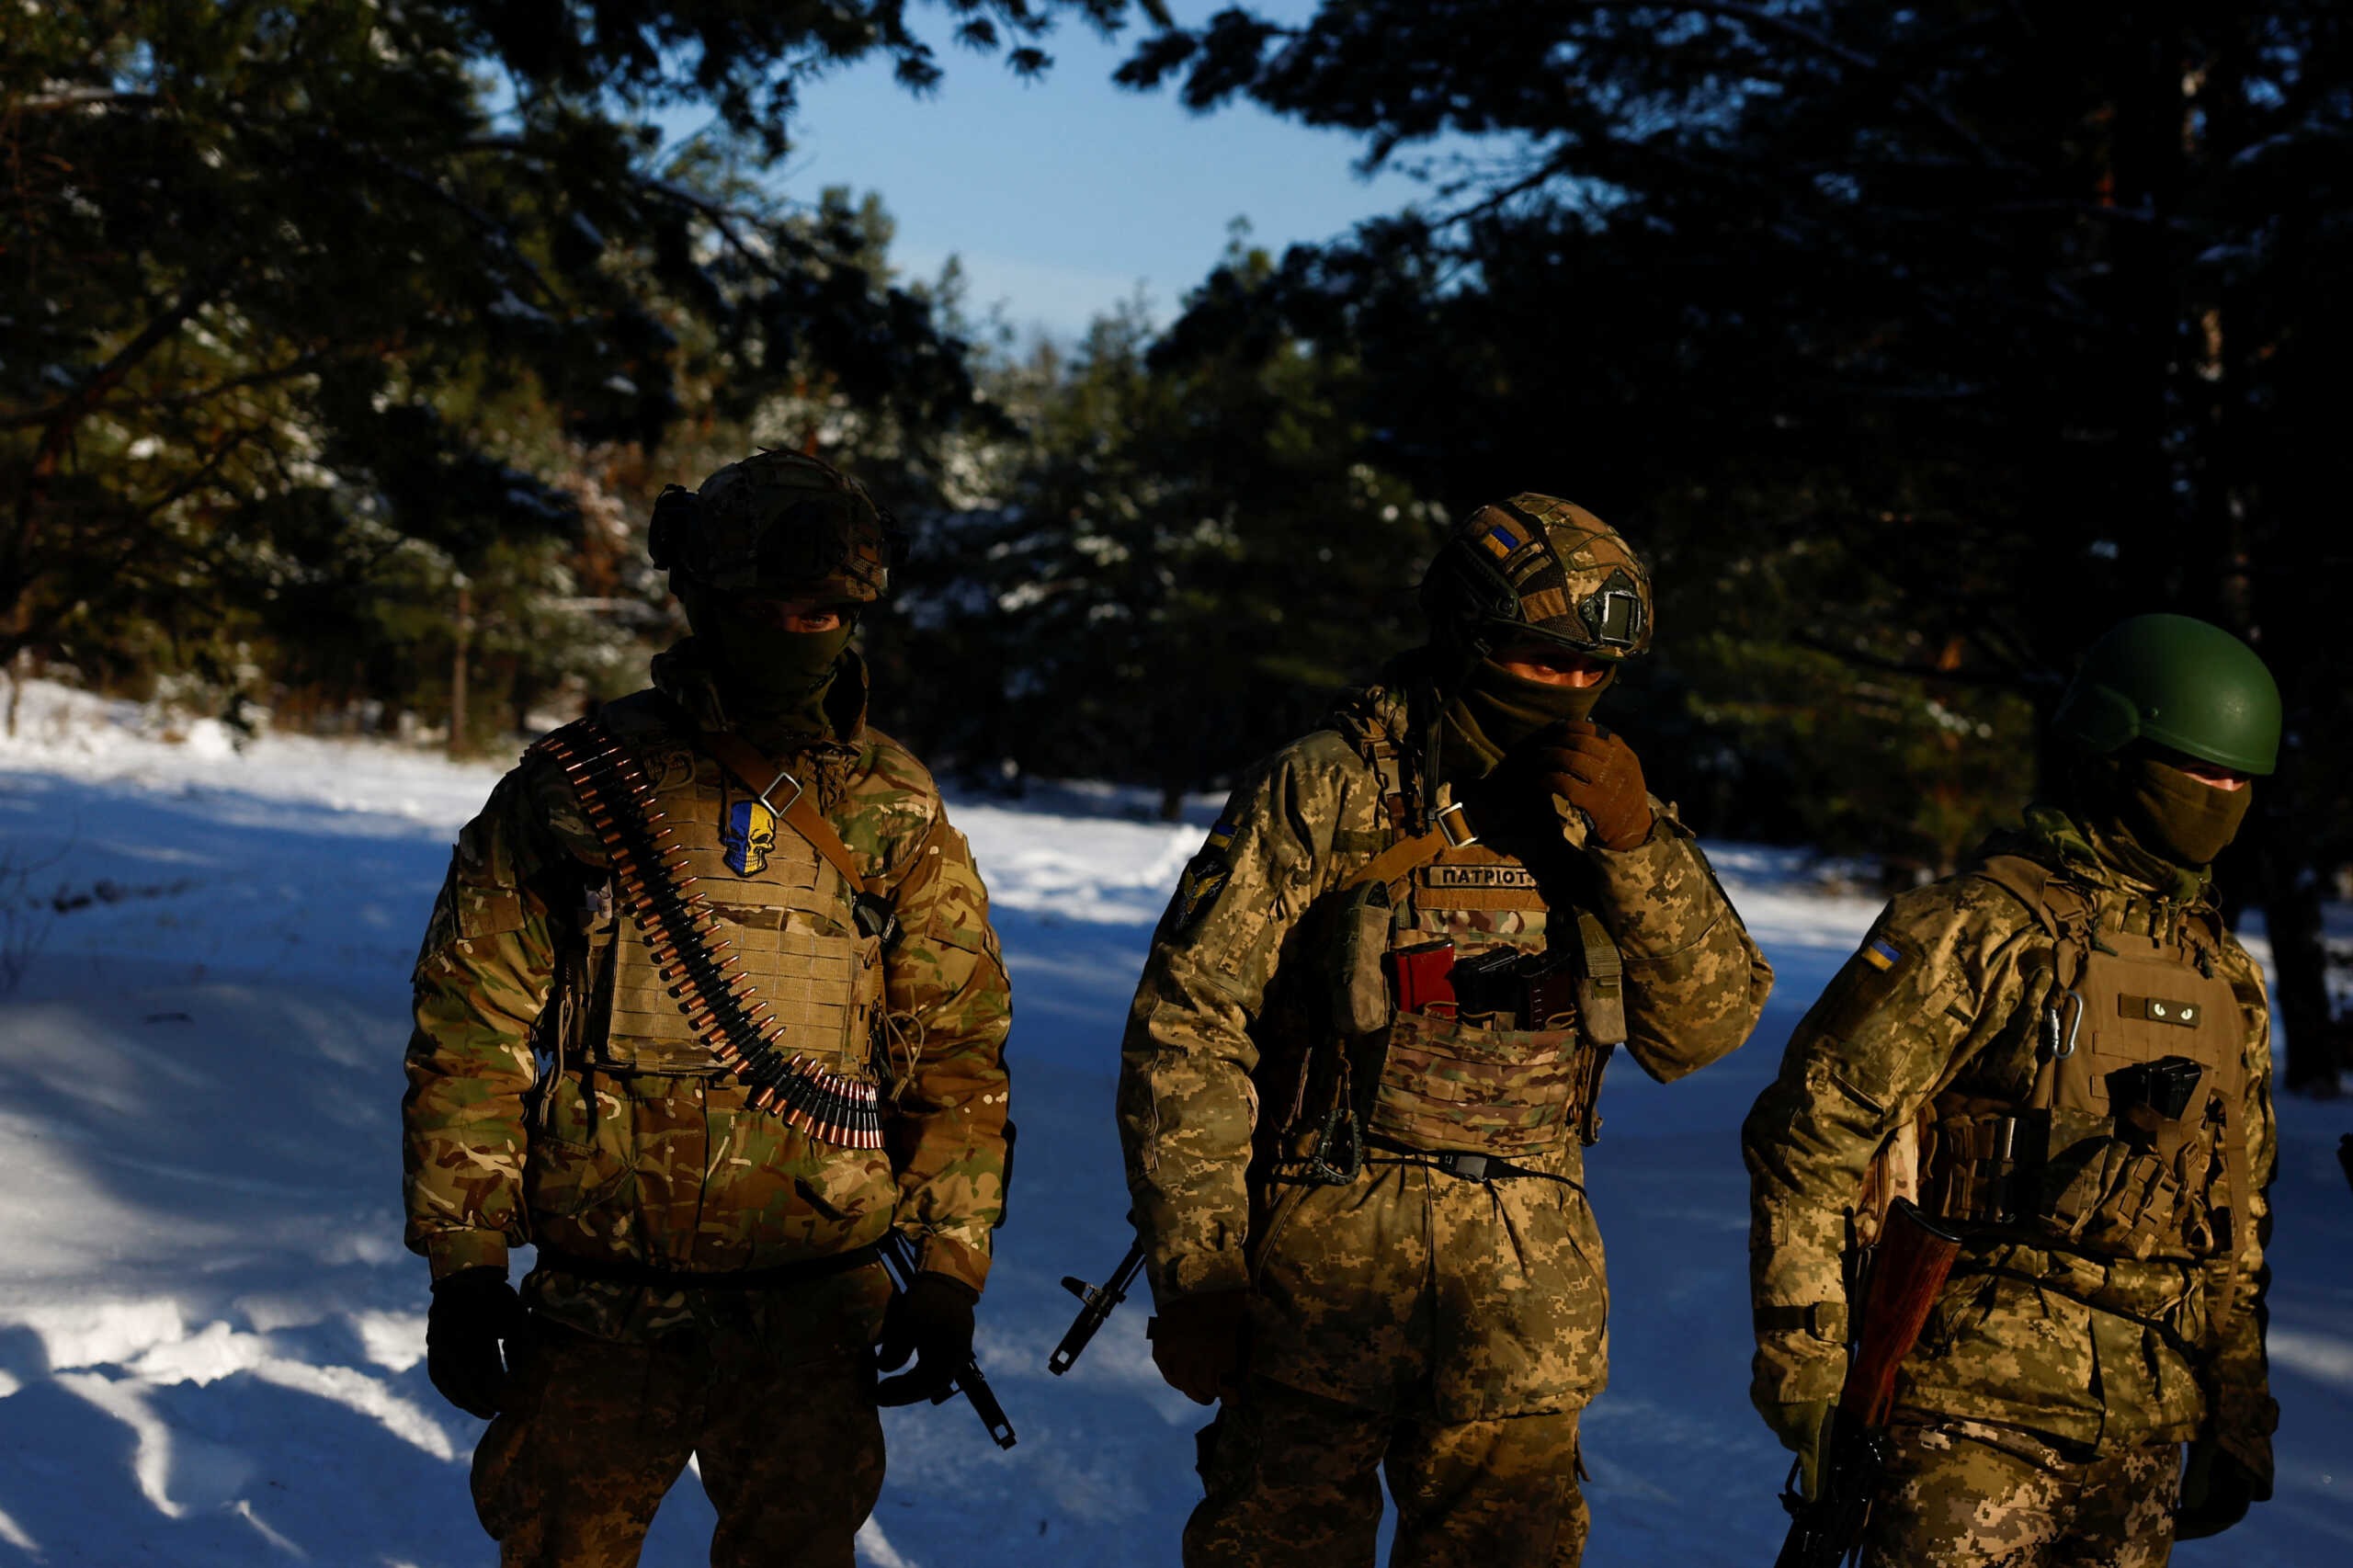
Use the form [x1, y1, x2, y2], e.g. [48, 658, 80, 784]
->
[722, 797, 779, 877]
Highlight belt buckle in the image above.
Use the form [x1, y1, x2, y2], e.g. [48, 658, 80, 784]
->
[1441, 1152, 1491, 1181]
[1435, 801, 1480, 849]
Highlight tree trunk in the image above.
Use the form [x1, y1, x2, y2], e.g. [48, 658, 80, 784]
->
[449, 579, 472, 758]
[2254, 801, 2340, 1096]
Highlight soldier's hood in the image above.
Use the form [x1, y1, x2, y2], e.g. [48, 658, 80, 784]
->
[1980, 803, 2212, 908]
[651, 635, 870, 751]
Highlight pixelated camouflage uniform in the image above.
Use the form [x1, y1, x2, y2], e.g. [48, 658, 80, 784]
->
[404, 642, 1010, 1568]
[1119, 666, 1772, 1567]
[1745, 807, 2277, 1567]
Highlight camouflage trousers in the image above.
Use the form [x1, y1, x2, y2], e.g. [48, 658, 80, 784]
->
[1859, 1416, 2181, 1568]
[471, 1314, 884, 1568]
[1184, 1375, 1589, 1568]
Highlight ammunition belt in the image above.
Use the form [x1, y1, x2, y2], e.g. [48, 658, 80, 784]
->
[535, 719, 884, 1149]
[535, 1241, 882, 1292]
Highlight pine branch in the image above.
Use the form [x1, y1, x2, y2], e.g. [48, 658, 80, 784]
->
[1577, 1, 2021, 172]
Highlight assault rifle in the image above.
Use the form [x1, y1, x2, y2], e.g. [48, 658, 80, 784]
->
[876, 1231, 1017, 1449]
[1774, 1199, 1963, 1568]
[1048, 1236, 1148, 1375]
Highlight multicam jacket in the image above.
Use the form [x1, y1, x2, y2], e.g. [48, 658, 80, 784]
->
[1745, 808, 2277, 1478]
[1118, 669, 1772, 1419]
[404, 643, 1010, 1343]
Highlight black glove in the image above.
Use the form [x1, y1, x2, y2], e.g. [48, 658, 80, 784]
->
[2177, 1439, 2262, 1540]
[1148, 1290, 1250, 1405]
[426, 1267, 528, 1419]
[874, 1271, 979, 1407]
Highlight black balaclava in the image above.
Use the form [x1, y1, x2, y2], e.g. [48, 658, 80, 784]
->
[680, 582, 853, 741]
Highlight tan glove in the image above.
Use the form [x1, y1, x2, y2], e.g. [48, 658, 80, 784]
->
[1757, 1396, 1836, 1502]
[1504, 722, 1654, 850]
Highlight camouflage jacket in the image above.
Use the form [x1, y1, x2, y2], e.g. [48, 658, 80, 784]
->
[1745, 808, 2277, 1466]
[1118, 670, 1772, 1417]
[404, 643, 1011, 1342]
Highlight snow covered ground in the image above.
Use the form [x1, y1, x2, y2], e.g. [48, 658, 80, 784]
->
[1, 677, 2347, 1566]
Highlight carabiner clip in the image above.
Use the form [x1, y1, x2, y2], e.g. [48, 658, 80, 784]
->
[2042, 987, 2085, 1060]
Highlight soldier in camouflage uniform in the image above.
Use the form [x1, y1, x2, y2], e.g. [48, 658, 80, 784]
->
[404, 451, 1012, 1568]
[1745, 613, 2282, 1566]
[1118, 496, 1773, 1566]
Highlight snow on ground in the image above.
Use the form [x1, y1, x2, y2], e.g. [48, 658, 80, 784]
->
[1, 676, 2347, 1566]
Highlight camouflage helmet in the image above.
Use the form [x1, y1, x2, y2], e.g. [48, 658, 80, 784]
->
[647, 449, 902, 605]
[2052, 613, 2281, 776]
[1419, 494, 1654, 662]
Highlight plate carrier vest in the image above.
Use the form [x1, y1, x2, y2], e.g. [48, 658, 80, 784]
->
[535, 707, 886, 1147]
[1918, 851, 2254, 1333]
[1293, 709, 1623, 1173]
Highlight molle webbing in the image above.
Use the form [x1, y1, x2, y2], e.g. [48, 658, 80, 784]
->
[535, 719, 884, 1149]
[1366, 1016, 1582, 1155]
[1934, 854, 2251, 1318]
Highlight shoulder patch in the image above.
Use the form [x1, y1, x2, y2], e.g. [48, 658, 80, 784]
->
[1174, 817, 1239, 931]
[1807, 926, 1918, 1041]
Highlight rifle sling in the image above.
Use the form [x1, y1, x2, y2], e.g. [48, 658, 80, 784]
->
[690, 724, 881, 897]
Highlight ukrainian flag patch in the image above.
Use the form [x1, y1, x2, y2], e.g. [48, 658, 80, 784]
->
[1862, 937, 1903, 972]
[1481, 523, 1520, 559]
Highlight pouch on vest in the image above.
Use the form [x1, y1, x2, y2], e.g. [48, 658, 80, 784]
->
[1329, 880, 1396, 1037]
[1388, 940, 1458, 1017]
[1566, 911, 1628, 1047]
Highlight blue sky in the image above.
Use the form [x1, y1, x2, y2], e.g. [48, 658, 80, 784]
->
[764, 3, 1432, 339]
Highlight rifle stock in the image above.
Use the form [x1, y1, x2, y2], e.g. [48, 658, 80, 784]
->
[1774, 1199, 1963, 1568]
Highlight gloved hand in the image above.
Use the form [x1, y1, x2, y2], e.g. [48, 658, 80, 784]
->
[874, 1271, 979, 1407]
[1758, 1397, 1836, 1502]
[426, 1267, 529, 1419]
[1487, 722, 1654, 850]
[2177, 1437, 2263, 1540]
[1148, 1290, 1249, 1404]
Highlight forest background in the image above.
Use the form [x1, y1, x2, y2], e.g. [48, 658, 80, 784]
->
[6, 0, 2348, 1094]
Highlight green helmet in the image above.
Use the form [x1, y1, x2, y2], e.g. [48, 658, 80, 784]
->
[2051, 613, 2281, 776]
[1419, 494, 1654, 663]
[648, 449, 902, 605]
